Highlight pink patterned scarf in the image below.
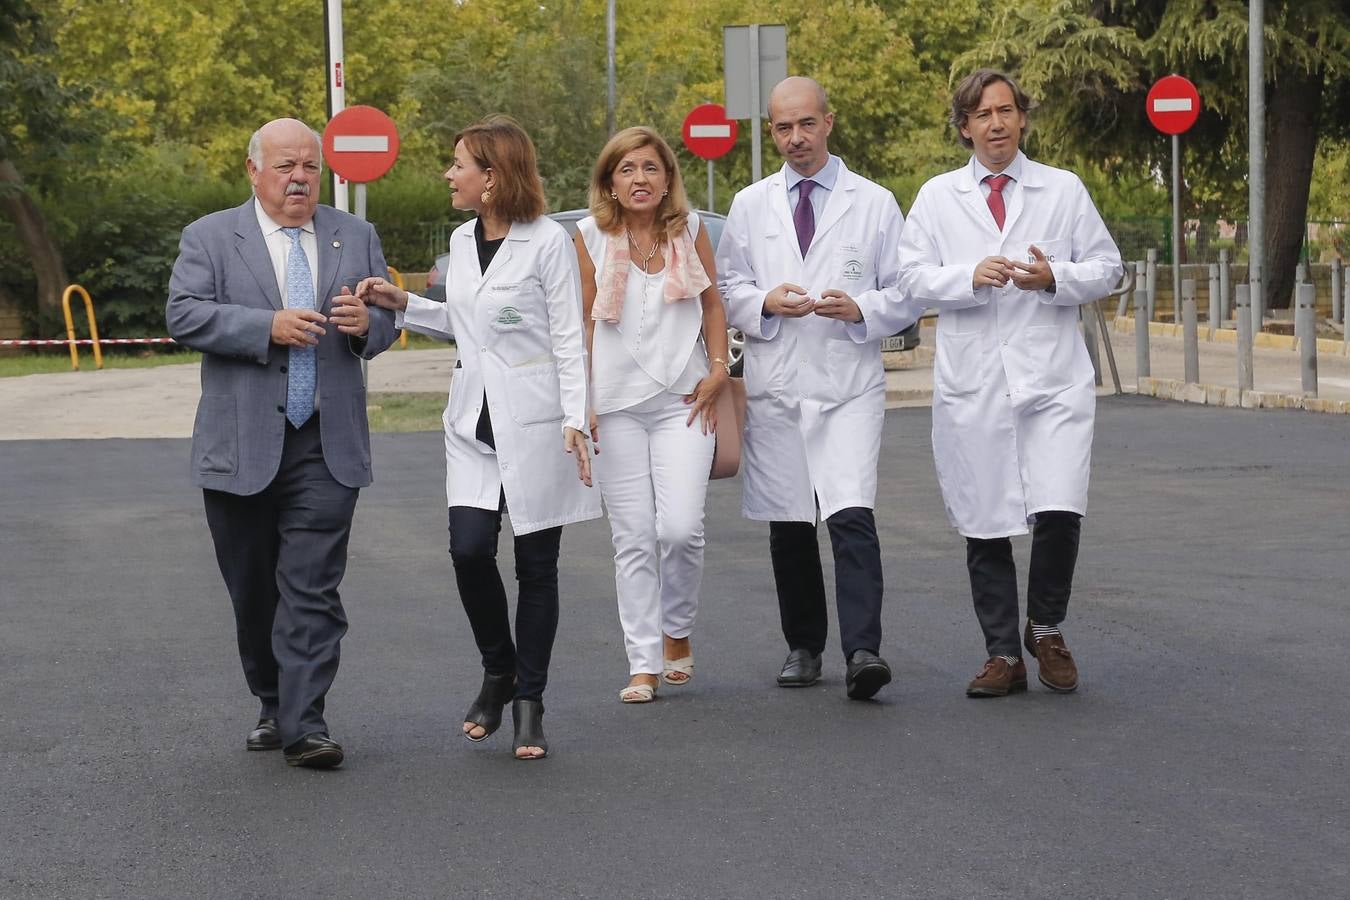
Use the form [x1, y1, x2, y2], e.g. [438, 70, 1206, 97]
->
[591, 225, 711, 324]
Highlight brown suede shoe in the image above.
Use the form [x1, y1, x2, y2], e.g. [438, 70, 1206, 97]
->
[1024, 623, 1079, 693]
[965, 657, 1028, 697]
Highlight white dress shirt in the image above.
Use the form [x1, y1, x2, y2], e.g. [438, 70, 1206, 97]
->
[254, 201, 319, 307]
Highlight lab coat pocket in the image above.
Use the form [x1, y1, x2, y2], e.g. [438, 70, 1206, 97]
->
[504, 362, 564, 426]
[833, 245, 871, 290]
[934, 331, 983, 398]
[1024, 325, 1075, 393]
[193, 394, 238, 475]
[1022, 239, 1068, 266]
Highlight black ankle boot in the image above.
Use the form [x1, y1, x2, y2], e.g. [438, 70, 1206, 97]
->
[463, 671, 515, 742]
[511, 698, 548, 760]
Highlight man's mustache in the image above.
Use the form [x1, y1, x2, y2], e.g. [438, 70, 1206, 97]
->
[285, 182, 311, 197]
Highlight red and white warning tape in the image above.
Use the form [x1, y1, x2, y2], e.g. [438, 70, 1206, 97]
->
[0, 337, 178, 346]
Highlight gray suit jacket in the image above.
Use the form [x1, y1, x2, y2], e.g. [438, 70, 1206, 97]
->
[166, 198, 398, 494]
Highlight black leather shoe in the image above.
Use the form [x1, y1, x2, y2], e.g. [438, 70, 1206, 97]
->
[464, 670, 516, 742]
[511, 699, 548, 760]
[283, 734, 344, 769]
[845, 650, 892, 700]
[777, 648, 823, 687]
[246, 717, 281, 751]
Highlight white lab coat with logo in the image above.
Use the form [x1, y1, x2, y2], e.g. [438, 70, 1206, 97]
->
[717, 159, 919, 522]
[897, 154, 1123, 538]
[397, 216, 601, 534]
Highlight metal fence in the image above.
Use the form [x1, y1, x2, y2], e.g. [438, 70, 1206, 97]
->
[1106, 218, 1347, 267]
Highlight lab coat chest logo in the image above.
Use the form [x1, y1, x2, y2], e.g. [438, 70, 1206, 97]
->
[494, 306, 524, 327]
[841, 259, 864, 281]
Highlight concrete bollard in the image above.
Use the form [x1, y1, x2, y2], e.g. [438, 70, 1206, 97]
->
[1207, 263, 1221, 338]
[1332, 257, 1343, 325]
[1236, 284, 1254, 391]
[1297, 282, 1317, 397]
[1219, 248, 1231, 325]
[1134, 261, 1150, 380]
[1182, 279, 1200, 384]
[1250, 263, 1263, 335]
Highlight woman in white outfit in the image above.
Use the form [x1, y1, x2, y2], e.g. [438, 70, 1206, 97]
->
[573, 127, 730, 703]
[362, 116, 600, 758]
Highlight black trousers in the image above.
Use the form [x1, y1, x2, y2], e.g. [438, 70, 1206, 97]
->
[202, 416, 358, 747]
[447, 505, 562, 702]
[769, 507, 884, 660]
[965, 510, 1082, 658]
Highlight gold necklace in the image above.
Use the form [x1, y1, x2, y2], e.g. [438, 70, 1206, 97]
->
[626, 229, 660, 275]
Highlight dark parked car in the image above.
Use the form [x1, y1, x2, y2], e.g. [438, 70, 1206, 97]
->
[423, 208, 918, 371]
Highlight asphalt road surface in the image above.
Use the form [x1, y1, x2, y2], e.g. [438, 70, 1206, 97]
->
[2, 397, 1346, 899]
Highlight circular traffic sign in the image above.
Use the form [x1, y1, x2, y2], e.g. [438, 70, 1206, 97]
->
[322, 105, 400, 183]
[682, 104, 738, 161]
[1146, 75, 1201, 135]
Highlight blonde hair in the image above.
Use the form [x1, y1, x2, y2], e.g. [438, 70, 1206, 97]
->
[453, 115, 547, 223]
[587, 126, 690, 240]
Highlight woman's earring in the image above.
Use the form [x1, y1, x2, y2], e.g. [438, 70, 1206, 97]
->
[480, 189, 492, 205]
[610, 191, 618, 200]
[662, 190, 669, 197]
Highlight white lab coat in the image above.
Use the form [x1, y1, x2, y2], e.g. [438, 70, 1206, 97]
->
[897, 154, 1123, 538]
[717, 159, 919, 521]
[398, 216, 601, 534]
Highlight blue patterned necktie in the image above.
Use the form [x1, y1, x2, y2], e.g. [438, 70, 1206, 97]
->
[282, 226, 316, 427]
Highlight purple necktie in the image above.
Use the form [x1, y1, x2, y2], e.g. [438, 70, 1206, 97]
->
[794, 179, 817, 257]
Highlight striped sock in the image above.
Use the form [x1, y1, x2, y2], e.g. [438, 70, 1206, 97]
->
[1030, 621, 1062, 641]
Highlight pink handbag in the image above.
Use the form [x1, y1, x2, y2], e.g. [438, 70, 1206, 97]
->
[709, 377, 747, 480]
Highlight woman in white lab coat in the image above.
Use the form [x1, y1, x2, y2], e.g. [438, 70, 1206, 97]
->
[573, 126, 730, 704]
[362, 116, 600, 759]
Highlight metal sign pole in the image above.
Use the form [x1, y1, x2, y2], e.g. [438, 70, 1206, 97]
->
[749, 24, 762, 184]
[1249, 0, 1265, 332]
[324, 0, 348, 213]
[1171, 133, 1182, 323]
[707, 160, 715, 213]
[606, 0, 616, 136]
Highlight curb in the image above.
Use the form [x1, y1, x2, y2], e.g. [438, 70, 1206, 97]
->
[1135, 377, 1350, 415]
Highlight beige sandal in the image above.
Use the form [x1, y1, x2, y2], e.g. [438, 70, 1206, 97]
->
[662, 656, 694, 686]
[618, 682, 657, 703]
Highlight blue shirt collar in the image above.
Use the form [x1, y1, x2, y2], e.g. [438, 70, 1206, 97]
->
[786, 154, 841, 193]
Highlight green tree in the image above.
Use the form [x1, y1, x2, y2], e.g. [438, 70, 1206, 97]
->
[0, 0, 96, 320]
[955, 0, 1350, 311]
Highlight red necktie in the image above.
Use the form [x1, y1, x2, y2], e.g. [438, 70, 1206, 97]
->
[984, 174, 1011, 231]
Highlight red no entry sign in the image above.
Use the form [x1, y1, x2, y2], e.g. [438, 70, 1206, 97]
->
[323, 105, 400, 183]
[1146, 75, 1201, 135]
[682, 104, 738, 160]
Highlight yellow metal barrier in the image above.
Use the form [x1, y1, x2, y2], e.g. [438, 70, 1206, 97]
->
[61, 284, 103, 370]
[387, 267, 408, 349]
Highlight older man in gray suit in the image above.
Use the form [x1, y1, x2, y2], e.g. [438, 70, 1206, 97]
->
[166, 118, 397, 769]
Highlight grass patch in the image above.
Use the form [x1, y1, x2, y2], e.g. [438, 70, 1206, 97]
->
[367, 391, 445, 432]
[0, 349, 202, 377]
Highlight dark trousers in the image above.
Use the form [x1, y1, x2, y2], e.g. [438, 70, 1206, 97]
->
[202, 416, 357, 747]
[447, 505, 563, 702]
[965, 510, 1082, 658]
[769, 507, 884, 660]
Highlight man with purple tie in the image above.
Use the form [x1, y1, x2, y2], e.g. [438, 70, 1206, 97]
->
[716, 77, 919, 700]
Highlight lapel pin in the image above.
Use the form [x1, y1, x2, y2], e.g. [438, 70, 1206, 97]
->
[332, 240, 341, 248]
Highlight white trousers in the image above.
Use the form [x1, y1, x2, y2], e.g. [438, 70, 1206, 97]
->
[596, 391, 716, 675]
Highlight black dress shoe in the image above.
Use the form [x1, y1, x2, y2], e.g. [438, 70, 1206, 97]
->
[246, 717, 281, 752]
[845, 649, 892, 700]
[283, 734, 344, 769]
[511, 699, 548, 760]
[463, 670, 516, 742]
[777, 648, 823, 687]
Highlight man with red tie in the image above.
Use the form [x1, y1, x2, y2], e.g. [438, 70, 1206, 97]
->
[897, 70, 1122, 698]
